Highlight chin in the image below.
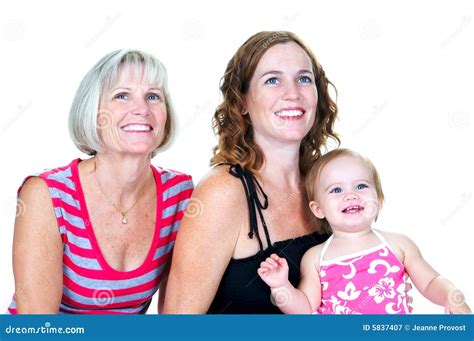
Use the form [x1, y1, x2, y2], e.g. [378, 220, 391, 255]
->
[121, 146, 156, 156]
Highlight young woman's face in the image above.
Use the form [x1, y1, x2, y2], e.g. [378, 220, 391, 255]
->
[310, 156, 381, 233]
[245, 41, 318, 147]
[97, 64, 167, 156]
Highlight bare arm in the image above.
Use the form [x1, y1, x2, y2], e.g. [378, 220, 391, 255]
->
[157, 261, 170, 314]
[258, 247, 322, 314]
[13, 177, 63, 313]
[397, 233, 471, 314]
[297, 246, 322, 312]
[163, 169, 243, 313]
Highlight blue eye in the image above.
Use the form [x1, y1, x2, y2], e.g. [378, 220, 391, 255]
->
[329, 187, 342, 194]
[265, 77, 279, 85]
[114, 93, 127, 100]
[298, 75, 312, 84]
[356, 183, 368, 190]
[147, 93, 161, 101]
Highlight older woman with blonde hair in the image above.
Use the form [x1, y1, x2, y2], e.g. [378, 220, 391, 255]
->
[165, 31, 339, 313]
[8, 49, 193, 314]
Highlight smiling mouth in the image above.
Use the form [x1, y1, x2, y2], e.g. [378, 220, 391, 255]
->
[121, 124, 153, 132]
[342, 205, 364, 213]
[274, 109, 305, 118]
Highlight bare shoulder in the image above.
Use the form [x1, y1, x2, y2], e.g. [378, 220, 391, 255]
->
[302, 243, 324, 270]
[19, 176, 50, 199]
[16, 176, 58, 234]
[178, 165, 248, 240]
[378, 230, 417, 247]
[194, 165, 246, 204]
[377, 229, 420, 261]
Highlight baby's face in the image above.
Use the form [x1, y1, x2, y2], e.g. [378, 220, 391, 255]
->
[310, 156, 381, 232]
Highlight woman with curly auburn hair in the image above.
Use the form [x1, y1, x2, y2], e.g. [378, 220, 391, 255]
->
[165, 31, 339, 314]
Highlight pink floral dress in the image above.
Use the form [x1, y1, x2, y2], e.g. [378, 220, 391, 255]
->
[317, 229, 410, 314]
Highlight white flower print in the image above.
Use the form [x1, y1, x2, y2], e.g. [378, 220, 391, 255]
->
[337, 281, 361, 301]
[324, 295, 360, 315]
[368, 277, 396, 304]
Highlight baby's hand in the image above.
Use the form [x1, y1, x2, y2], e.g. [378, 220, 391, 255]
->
[257, 253, 289, 289]
[445, 302, 471, 314]
[445, 290, 471, 314]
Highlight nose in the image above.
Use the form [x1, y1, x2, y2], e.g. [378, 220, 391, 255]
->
[343, 191, 358, 201]
[282, 81, 300, 101]
[132, 97, 151, 116]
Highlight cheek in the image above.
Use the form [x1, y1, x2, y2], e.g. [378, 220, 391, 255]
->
[156, 107, 167, 120]
[306, 88, 318, 110]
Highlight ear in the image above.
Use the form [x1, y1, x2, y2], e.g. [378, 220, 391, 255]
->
[309, 200, 325, 219]
[241, 97, 249, 116]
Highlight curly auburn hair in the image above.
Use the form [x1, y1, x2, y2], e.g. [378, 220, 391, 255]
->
[211, 31, 340, 176]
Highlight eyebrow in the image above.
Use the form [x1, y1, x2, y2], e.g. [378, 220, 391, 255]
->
[111, 87, 162, 92]
[259, 69, 313, 80]
[324, 182, 340, 192]
[323, 179, 372, 192]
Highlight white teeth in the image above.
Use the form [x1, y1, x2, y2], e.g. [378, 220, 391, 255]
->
[122, 124, 152, 132]
[343, 206, 364, 213]
[275, 110, 304, 117]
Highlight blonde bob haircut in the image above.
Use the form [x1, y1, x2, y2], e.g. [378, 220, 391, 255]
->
[211, 31, 340, 176]
[69, 49, 175, 158]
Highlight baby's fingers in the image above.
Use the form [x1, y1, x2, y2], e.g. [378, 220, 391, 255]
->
[266, 258, 279, 268]
[259, 260, 276, 271]
[257, 267, 268, 277]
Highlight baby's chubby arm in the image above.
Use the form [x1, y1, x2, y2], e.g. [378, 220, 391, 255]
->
[257, 245, 323, 314]
[387, 232, 471, 314]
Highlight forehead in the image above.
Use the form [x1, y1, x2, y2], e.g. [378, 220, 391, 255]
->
[254, 41, 313, 74]
[104, 62, 162, 90]
[319, 156, 374, 184]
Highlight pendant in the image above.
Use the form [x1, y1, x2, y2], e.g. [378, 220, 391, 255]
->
[121, 213, 128, 224]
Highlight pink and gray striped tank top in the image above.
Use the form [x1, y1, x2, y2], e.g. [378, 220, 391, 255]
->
[8, 159, 193, 314]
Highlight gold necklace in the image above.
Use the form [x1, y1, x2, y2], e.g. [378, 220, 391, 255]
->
[93, 162, 150, 224]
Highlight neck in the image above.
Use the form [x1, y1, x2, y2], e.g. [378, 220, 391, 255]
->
[93, 153, 152, 207]
[255, 136, 301, 188]
[332, 228, 373, 240]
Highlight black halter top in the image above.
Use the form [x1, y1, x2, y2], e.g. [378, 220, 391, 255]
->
[208, 164, 329, 314]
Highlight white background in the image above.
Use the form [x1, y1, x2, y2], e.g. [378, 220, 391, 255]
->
[1, 0, 473, 314]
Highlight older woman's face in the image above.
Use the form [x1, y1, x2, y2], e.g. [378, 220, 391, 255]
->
[97, 64, 167, 156]
[245, 42, 317, 147]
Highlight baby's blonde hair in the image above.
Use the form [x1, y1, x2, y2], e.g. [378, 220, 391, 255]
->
[305, 148, 385, 230]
